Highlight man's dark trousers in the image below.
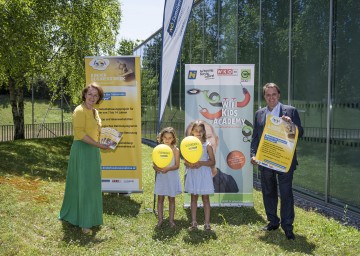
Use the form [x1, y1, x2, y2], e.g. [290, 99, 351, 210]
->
[260, 166, 295, 232]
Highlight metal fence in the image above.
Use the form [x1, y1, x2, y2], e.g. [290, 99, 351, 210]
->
[141, 121, 360, 142]
[0, 122, 73, 142]
[1, 122, 359, 143]
[304, 127, 360, 140]
[141, 120, 185, 142]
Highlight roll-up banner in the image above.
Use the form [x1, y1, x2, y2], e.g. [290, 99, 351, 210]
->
[184, 64, 255, 207]
[85, 56, 142, 193]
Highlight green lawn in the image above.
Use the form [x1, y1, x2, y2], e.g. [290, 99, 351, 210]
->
[0, 95, 73, 125]
[0, 137, 359, 255]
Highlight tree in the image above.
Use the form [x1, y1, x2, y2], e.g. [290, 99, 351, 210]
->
[117, 39, 141, 55]
[0, 0, 122, 139]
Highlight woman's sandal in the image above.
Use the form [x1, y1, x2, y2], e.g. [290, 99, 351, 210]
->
[189, 221, 198, 230]
[81, 228, 92, 235]
[204, 223, 212, 231]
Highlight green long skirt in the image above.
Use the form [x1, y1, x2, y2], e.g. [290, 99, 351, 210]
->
[59, 140, 103, 228]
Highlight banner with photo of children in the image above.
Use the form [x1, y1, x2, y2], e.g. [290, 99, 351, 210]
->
[184, 64, 255, 207]
[85, 56, 142, 193]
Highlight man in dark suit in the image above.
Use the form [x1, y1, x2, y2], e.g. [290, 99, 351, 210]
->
[250, 83, 304, 240]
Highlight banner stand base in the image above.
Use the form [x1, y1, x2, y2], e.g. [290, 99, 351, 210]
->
[140, 208, 157, 215]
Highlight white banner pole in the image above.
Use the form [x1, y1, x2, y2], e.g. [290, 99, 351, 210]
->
[157, 0, 194, 131]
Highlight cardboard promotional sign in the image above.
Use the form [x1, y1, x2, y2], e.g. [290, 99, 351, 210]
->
[255, 115, 299, 172]
[85, 56, 142, 193]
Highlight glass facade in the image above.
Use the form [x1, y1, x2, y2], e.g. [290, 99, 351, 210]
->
[134, 0, 360, 213]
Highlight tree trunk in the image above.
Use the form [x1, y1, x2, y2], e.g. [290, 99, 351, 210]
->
[9, 76, 25, 140]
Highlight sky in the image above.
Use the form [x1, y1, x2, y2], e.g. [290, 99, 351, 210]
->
[117, 0, 165, 41]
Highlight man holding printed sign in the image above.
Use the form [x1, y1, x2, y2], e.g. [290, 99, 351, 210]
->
[250, 83, 304, 240]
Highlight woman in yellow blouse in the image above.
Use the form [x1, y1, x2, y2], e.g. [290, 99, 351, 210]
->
[59, 82, 109, 235]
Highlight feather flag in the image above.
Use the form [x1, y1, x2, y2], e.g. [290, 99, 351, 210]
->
[158, 0, 193, 127]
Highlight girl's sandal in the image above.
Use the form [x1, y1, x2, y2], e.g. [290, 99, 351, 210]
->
[204, 223, 212, 231]
[169, 221, 176, 228]
[156, 220, 163, 228]
[189, 221, 198, 230]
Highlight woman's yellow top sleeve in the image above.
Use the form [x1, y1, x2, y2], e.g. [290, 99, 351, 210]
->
[72, 104, 101, 141]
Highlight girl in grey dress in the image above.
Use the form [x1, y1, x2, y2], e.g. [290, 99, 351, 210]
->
[153, 127, 181, 227]
[184, 120, 215, 231]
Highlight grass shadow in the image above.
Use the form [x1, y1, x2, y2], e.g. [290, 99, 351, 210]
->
[259, 230, 316, 255]
[152, 216, 218, 244]
[179, 206, 264, 245]
[103, 193, 141, 217]
[60, 221, 106, 245]
[152, 217, 188, 240]
[183, 228, 218, 245]
[0, 136, 72, 181]
[211, 206, 264, 226]
[183, 206, 264, 227]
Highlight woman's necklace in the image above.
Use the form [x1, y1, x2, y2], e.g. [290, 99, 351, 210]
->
[83, 102, 92, 110]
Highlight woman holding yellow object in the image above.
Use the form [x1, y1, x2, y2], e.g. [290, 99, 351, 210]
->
[59, 82, 110, 235]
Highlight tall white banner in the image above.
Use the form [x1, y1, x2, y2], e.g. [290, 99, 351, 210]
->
[159, 0, 193, 123]
[184, 64, 255, 207]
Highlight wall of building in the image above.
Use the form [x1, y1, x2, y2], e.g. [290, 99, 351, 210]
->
[134, 0, 360, 214]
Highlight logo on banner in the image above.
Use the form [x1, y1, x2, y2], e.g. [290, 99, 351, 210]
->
[167, 0, 183, 36]
[200, 69, 215, 80]
[217, 69, 239, 76]
[188, 70, 197, 79]
[270, 116, 282, 125]
[240, 69, 252, 82]
[89, 58, 110, 71]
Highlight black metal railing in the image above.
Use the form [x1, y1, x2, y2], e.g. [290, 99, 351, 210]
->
[304, 127, 360, 139]
[141, 121, 360, 143]
[0, 122, 73, 142]
[1, 122, 359, 143]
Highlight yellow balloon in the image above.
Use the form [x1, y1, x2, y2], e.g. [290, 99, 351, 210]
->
[180, 136, 203, 163]
[152, 144, 173, 168]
